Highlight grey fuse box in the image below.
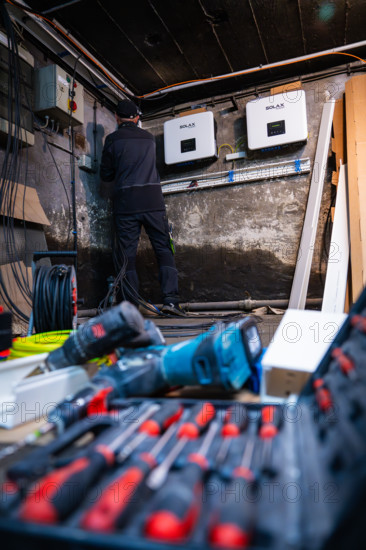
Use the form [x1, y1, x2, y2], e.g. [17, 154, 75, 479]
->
[34, 64, 84, 127]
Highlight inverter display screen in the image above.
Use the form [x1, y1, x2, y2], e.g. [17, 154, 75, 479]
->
[267, 120, 286, 137]
[181, 138, 196, 153]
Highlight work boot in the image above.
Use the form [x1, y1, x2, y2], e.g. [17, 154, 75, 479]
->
[161, 303, 187, 317]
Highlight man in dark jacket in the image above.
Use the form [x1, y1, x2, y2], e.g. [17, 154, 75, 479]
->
[100, 99, 184, 316]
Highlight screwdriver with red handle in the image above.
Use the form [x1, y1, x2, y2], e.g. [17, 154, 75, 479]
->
[144, 420, 219, 542]
[80, 421, 179, 532]
[216, 404, 249, 466]
[259, 405, 282, 478]
[313, 378, 333, 414]
[313, 377, 364, 456]
[18, 402, 172, 523]
[209, 435, 257, 549]
[331, 347, 358, 381]
[80, 402, 215, 533]
[118, 401, 184, 462]
[145, 402, 216, 491]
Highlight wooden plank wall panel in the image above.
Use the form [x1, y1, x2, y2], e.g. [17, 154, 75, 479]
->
[345, 74, 366, 303]
[0, 183, 50, 226]
[0, 262, 32, 334]
[331, 97, 351, 311]
[332, 98, 346, 171]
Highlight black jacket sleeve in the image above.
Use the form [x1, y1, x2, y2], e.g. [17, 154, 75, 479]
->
[100, 135, 115, 182]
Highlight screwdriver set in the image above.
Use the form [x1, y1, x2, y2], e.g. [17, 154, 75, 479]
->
[1, 289, 366, 549]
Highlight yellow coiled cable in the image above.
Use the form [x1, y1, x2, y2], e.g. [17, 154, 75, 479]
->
[9, 331, 112, 365]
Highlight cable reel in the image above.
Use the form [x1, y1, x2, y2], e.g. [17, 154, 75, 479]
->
[33, 265, 77, 333]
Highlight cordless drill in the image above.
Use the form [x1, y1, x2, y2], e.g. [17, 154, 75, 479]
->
[46, 301, 162, 370]
[93, 317, 262, 396]
[47, 302, 262, 396]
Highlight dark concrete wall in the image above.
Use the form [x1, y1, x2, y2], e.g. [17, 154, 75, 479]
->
[139, 76, 346, 304]
[1, 36, 348, 307]
[31, 92, 117, 307]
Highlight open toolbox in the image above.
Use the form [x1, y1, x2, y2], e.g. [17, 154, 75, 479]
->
[1, 288, 366, 549]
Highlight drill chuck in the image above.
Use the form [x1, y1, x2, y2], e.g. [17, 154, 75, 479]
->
[47, 302, 145, 370]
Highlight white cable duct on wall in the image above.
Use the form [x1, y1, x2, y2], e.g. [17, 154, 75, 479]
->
[161, 158, 311, 195]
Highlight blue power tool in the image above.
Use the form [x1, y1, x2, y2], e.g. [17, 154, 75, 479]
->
[93, 317, 263, 396]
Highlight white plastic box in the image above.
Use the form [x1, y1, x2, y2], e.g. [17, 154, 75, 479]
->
[246, 90, 307, 150]
[260, 309, 346, 403]
[164, 111, 216, 164]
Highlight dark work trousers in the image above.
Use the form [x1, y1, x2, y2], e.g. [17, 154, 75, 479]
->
[114, 210, 179, 305]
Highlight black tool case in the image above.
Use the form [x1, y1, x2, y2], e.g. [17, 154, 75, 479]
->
[1, 288, 366, 550]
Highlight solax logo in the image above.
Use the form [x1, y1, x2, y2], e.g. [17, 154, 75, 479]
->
[266, 103, 285, 110]
[180, 122, 196, 129]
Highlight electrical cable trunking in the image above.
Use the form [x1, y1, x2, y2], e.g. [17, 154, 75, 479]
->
[246, 90, 308, 150]
[164, 110, 217, 165]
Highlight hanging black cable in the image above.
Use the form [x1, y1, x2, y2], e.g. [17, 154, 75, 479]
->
[32, 264, 77, 333]
[68, 53, 82, 271]
[0, 1, 34, 323]
[98, 228, 162, 316]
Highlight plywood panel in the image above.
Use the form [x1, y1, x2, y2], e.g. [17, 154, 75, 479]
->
[271, 81, 302, 96]
[345, 74, 366, 302]
[0, 183, 50, 226]
[332, 97, 346, 172]
[0, 262, 32, 315]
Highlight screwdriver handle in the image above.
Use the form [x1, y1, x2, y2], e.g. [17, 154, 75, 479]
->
[8, 415, 117, 483]
[222, 405, 249, 437]
[331, 348, 356, 379]
[259, 405, 282, 439]
[313, 378, 333, 412]
[140, 402, 183, 436]
[209, 477, 254, 549]
[47, 386, 97, 430]
[19, 445, 114, 524]
[145, 460, 204, 542]
[177, 402, 215, 439]
[81, 453, 155, 532]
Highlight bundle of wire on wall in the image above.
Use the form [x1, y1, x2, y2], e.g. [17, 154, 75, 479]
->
[1, 6, 75, 328]
[0, 2, 33, 324]
[32, 265, 77, 333]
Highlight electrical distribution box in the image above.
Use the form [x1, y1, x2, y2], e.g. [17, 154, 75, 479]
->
[246, 90, 307, 150]
[34, 64, 84, 127]
[164, 111, 216, 165]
